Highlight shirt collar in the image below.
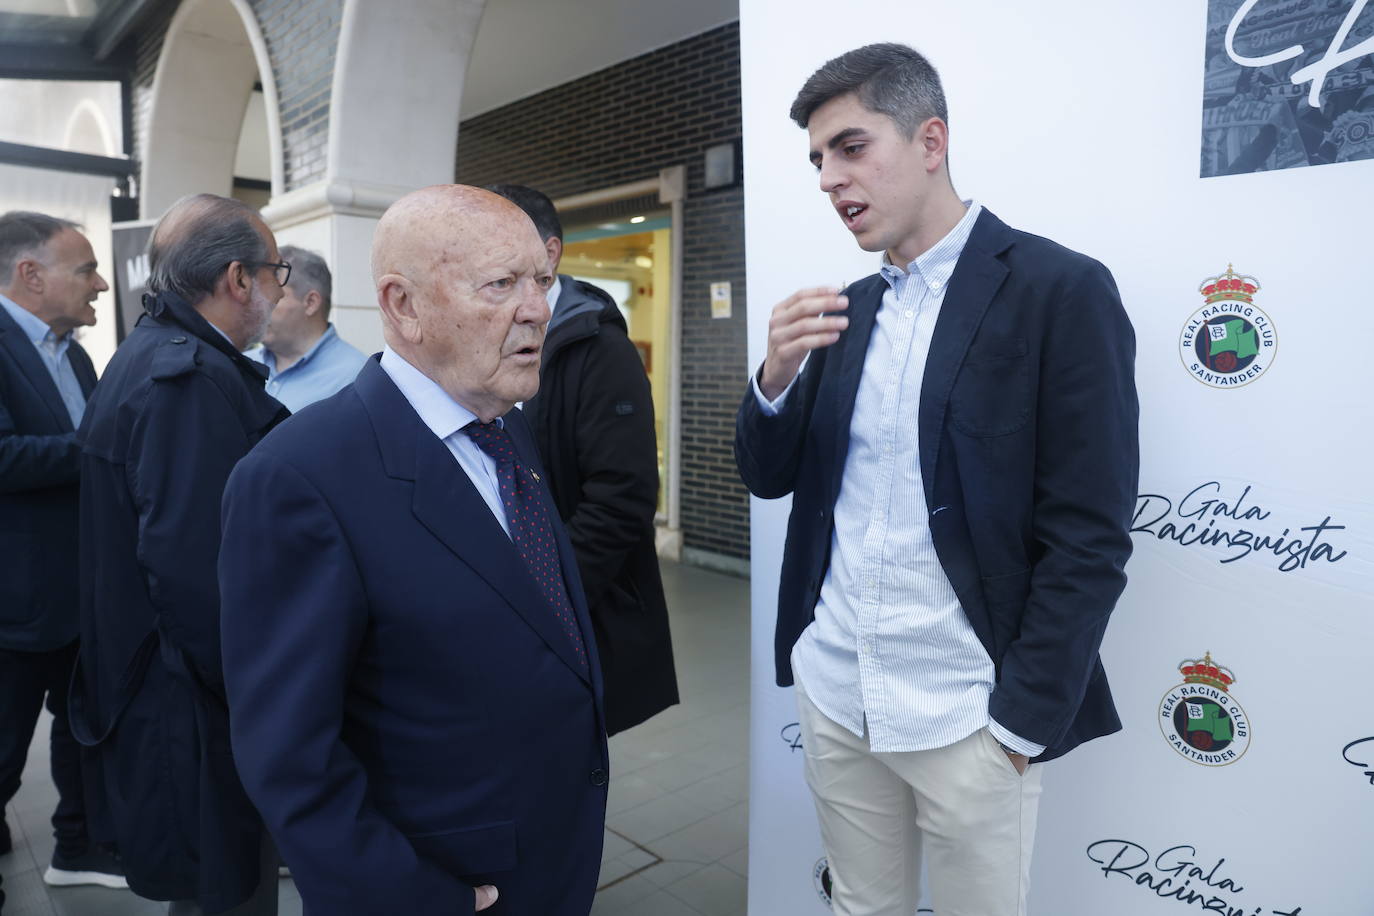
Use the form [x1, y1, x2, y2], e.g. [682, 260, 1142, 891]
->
[879, 200, 982, 290]
[545, 276, 563, 316]
[0, 291, 68, 346]
[379, 345, 491, 441]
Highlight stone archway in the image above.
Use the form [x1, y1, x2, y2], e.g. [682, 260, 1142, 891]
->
[140, 0, 282, 218]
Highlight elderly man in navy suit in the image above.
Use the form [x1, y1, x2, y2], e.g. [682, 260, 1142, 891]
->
[220, 185, 608, 915]
[0, 211, 125, 889]
[736, 44, 1139, 916]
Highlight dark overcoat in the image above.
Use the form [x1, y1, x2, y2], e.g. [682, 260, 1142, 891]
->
[736, 209, 1139, 763]
[71, 292, 288, 911]
[522, 277, 678, 735]
[0, 304, 96, 652]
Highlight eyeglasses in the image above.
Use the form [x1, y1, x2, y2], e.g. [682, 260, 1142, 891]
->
[250, 261, 292, 286]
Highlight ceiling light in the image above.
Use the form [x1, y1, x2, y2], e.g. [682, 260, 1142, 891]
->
[634, 256, 653, 268]
[629, 216, 646, 224]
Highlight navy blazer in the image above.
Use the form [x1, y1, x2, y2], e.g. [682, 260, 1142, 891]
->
[220, 357, 608, 916]
[736, 209, 1139, 762]
[0, 304, 96, 652]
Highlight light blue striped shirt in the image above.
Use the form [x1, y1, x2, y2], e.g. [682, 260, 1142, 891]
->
[0, 292, 86, 428]
[248, 324, 368, 413]
[757, 201, 1043, 757]
[378, 347, 511, 539]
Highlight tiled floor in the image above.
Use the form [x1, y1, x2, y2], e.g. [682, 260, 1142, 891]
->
[1, 560, 750, 916]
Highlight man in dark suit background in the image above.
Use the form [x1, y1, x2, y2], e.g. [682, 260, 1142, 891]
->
[220, 185, 608, 915]
[74, 194, 290, 915]
[488, 183, 678, 736]
[735, 44, 1138, 915]
[0, 211, 124, 889]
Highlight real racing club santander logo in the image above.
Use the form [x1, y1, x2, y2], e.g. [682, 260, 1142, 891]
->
[1159, 652, 1250, 767]
[1179, 265, 1276, 388]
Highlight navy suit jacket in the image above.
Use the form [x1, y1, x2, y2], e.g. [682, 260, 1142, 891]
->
[220, 357, 608, 915]
[0, 304, 96, 652]
[736, 209, 1139, 762]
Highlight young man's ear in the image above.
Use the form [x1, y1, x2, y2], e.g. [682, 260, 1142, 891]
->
[919, 117, 950, 172]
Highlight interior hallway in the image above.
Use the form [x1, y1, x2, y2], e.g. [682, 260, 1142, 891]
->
[0, 560, 751, 916]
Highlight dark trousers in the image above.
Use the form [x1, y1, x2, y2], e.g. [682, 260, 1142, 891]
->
[0, 641, 86, 854]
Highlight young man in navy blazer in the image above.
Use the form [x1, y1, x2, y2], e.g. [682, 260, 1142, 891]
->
[220, 185, 608, 915]
[735, 44, 1139, 915]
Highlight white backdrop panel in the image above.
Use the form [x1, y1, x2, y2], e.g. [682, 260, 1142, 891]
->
[741, 1, 1374, 913]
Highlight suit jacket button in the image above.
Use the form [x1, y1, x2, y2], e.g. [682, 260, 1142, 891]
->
[590, 768, 608, 787]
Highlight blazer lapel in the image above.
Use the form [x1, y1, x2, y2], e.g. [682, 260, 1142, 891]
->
[356, 360, 593, 685]
[826, 274, 885, 505]
[918, 210, 1013, 495]
[0, 309, 75, 431]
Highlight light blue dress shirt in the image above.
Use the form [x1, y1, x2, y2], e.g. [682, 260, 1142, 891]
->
[248, 324, 368, 412]
[0, 292, 87, 428]
[754, 201, 1044, 758]
[378, 347, 511, 539]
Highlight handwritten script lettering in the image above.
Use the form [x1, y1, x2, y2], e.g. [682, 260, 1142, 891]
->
[1132, 482, 1349, 572]
[1086, 839, 1302, 914]
[780, 722, 803, 752]
[1342, 736, 1374, 785]
[1226, 0, 1374, 107]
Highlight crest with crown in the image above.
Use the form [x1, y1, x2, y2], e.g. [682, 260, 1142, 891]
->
[1199, 265, 1260, 305]
[1178, 652, 1236, 692]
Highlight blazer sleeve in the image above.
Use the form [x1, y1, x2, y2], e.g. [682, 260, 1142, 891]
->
[733, 352, 827, 500]
[988, 259, 1140, 746]
[219, 450, 477, 916]
[563, 329, 659, 606]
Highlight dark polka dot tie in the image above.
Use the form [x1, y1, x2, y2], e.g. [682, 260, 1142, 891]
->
[465, 420, 588, 673]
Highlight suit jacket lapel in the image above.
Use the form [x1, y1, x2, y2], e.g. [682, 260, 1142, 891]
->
[0, 308, 76, 431]
[356, 360, 593, 685]
[918, 210, 1013, 496]
[827, 274, 885, 505]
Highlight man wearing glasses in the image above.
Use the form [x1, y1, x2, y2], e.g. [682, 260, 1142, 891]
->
[73, 193, 291, 915]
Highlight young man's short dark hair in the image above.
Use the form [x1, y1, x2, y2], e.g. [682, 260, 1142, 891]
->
[486, 183, 563, 243]
[790, 42, 948, 137]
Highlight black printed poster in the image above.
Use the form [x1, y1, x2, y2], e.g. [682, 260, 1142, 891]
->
[1201, 0, 1374, 176]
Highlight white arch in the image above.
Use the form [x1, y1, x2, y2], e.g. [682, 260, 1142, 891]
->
[62, 98, 116, 157]
[140, 0, 284, 217]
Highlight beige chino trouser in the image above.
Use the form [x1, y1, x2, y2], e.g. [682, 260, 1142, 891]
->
[795, 677, 1044, 916]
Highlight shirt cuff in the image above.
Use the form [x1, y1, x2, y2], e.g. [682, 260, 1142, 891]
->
[987, 718, 1046, 758]
[749, 358, 806, 416]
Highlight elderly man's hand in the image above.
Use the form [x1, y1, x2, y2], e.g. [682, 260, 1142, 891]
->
[475, 884, 499, 910]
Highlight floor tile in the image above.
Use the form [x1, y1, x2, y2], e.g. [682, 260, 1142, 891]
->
[664, 863, 747, 916]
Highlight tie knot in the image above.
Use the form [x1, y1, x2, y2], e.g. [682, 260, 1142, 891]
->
[464, 420, 516, 463]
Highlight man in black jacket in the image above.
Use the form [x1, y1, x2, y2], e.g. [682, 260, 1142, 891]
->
[73, 194, 290, 914]
[489, 184, 678, 736]
[0, 211, 124, 888]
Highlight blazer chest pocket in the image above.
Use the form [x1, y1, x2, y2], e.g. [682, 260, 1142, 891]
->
[950, 337, 1030, 437]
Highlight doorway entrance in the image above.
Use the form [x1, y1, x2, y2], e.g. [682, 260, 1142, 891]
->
[561, 210, 673, 517]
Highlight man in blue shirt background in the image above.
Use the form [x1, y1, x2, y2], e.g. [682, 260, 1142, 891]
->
[0, 210, 125, 889]
[247, 245, 367, 412]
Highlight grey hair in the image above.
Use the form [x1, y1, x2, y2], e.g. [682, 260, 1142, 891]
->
[790, 43, 948, 138]
[147, 193, 268, 305]
[280, 245, 332, 317]
[0, 211, 81, 286]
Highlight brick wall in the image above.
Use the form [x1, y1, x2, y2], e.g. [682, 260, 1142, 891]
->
[455, 22, 751, 564]
[248, 0, 341, 190]
[132, 0, 340, 194]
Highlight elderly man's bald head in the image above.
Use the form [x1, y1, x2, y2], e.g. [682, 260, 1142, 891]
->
[371, 185, 536, 287]
[372, 183, 554, 422]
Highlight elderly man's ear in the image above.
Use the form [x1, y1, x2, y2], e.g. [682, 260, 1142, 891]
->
[377, 275, 423, 344]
